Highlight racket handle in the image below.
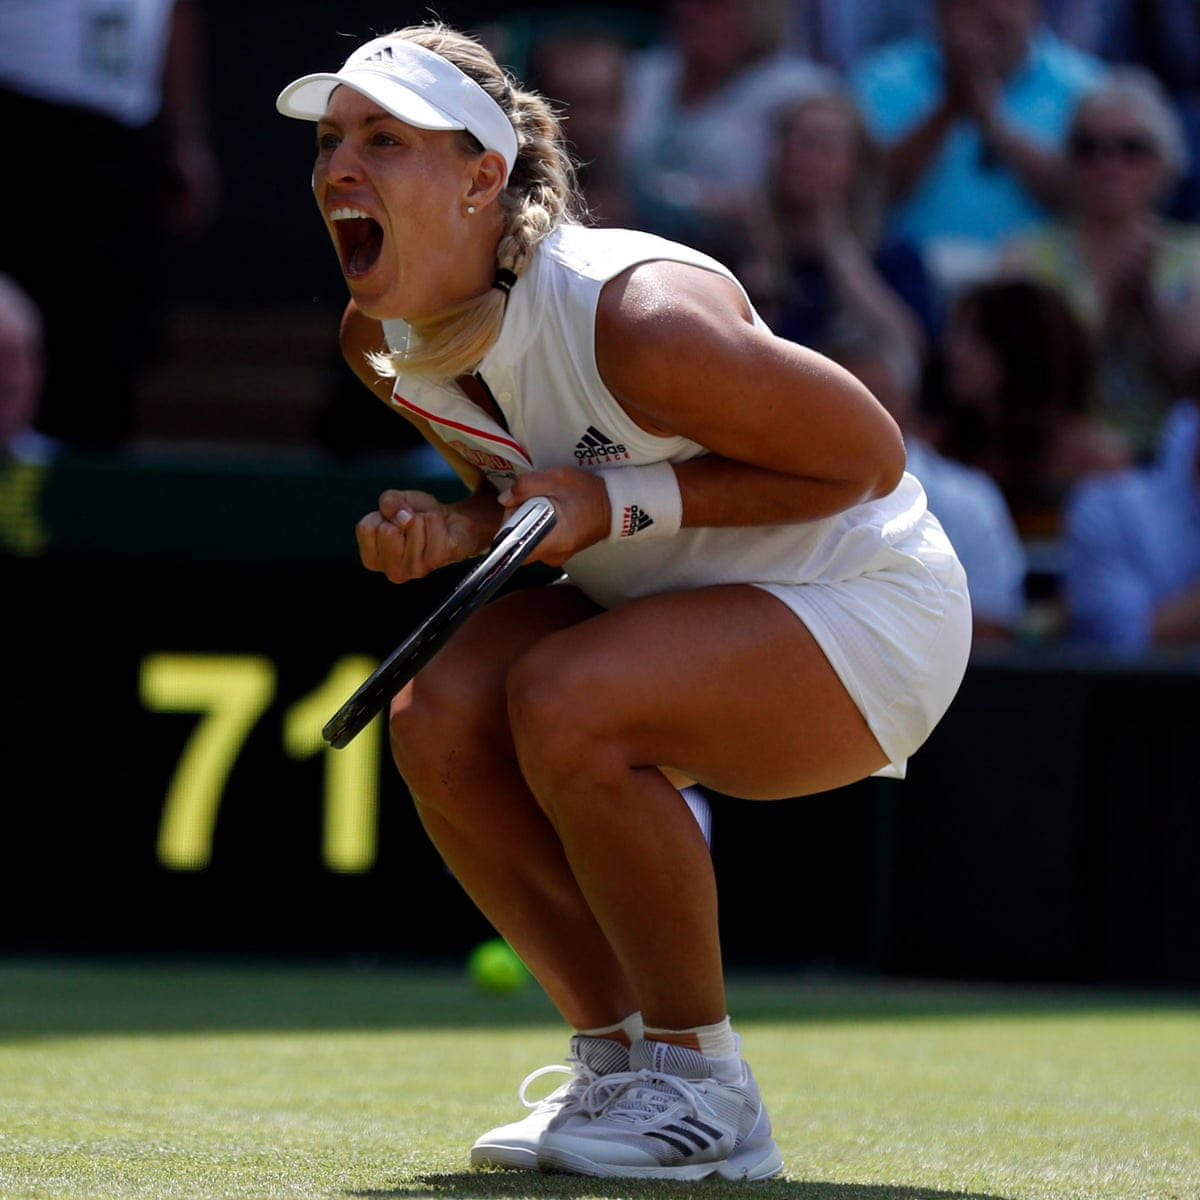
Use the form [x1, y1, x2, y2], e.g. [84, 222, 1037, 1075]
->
[495, 495, 556, 545]
[321, 495, 557, 749]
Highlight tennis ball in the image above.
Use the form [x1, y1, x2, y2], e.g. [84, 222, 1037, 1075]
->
[468, 938, 530, 994]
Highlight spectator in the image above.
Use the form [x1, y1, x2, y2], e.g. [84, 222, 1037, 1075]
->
[999, 69, 1200, 460]
[786, 0, 934, 74]
[928, 278, 1130, 537]
[1063, 399, 1200, 652]
[619, 0, 834, 265]
[526, 26, 635, 226]
[823, 316, 1027, 641]
[850, 0, 1106, 293]
[745, 88, 936, 364]
[0, 0, 217, 450]
[1044, 0, 1200, 219]
[0, 274, 54, 464]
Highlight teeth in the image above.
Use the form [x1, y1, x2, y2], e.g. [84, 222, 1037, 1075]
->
[330, 206, 372, 221]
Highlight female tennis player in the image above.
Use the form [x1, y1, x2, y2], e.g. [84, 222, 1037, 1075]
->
[277, 22, 971, 1182]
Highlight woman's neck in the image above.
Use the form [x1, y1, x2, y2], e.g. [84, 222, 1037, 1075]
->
[408, 229, 505, 333]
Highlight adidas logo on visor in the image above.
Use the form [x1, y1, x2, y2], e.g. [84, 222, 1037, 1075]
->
[276, 35, 519, 185]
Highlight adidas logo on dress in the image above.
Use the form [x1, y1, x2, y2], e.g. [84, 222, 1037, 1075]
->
[574, 425, 630, 464]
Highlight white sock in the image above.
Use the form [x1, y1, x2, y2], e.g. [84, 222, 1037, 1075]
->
[578, 1012, 643, 1047]
[643, 1015, 737, 1059]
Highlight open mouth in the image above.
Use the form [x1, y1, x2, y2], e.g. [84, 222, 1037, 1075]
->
[330, 207, 383, 278]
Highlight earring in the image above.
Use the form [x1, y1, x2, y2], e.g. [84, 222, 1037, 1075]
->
[466, 205, 477, 215]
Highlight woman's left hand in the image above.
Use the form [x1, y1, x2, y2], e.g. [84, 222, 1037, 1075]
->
[498, 467, 611, 566]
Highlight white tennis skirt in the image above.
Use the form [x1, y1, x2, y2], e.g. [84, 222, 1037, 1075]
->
[756, 509, 973, 779]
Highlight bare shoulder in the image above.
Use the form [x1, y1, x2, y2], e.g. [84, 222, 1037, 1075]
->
[340, 300, 384, 361]
[596, 260, 754, 352]
[592, 259, 904, 495]
[339, 300, 394, 400]
[594, 260, 766, 422]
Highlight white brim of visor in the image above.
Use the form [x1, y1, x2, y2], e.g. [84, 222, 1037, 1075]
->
[276, 64, 517, 184]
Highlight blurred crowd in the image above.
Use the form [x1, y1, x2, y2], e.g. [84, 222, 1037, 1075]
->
[498, 0, 1200, 655]
[0, 0, 216, 453]
[2, 0, 1198, 656]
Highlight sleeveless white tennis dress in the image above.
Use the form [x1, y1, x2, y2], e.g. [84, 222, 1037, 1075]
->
[382, 224, 971, 776]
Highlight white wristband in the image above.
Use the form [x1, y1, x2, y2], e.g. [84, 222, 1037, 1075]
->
[602, 462, 683, 541]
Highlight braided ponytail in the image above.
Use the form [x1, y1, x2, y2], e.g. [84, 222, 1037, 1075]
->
[370, 24, 583, 383]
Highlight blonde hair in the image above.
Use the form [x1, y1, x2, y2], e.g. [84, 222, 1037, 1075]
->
[370, 23, 583, 382]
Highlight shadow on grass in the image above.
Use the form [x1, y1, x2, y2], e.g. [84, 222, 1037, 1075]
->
[349, 1174, 1013, 1200]
[0, 957, 1195, 1040]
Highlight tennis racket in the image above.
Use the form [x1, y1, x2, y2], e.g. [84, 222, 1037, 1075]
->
[322, 496, 558, 749]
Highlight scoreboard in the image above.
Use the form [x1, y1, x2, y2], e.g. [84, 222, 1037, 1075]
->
[3, 449, 504, 958]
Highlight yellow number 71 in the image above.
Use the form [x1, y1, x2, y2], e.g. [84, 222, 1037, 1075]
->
[140, 654, 382, 873]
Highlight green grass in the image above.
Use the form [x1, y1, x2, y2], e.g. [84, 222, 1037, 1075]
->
[0, 960, 1196, 1200]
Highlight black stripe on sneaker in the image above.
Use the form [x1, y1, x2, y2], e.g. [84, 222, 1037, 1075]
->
[644, 1130, 698, 1156]
[663, 1122, 711, 1149]
[683, 1114, 724, 1140]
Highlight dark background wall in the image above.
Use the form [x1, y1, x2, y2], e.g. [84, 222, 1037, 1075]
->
[5, 3, 1197, 987]
[5, 453, 1198, 985]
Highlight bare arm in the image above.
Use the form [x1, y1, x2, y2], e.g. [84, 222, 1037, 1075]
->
[361, 264, 906, 581]
[887, 99, 1067, 212]
[885, 36, 1067, 212]
[594, 261, 907, 526]
[885, 98, 959, 204]
[977, 113, 1069, 211]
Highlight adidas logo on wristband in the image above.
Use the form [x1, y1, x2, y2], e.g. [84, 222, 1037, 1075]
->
[620, 505, 655, 537]
[601, 462, 682, 543]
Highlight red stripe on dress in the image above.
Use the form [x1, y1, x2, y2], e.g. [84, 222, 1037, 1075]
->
[392, 392, 531, 464]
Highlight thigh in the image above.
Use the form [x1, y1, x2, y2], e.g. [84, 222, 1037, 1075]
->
[515, 584, 890, 799]
[390, 580, 601, 735]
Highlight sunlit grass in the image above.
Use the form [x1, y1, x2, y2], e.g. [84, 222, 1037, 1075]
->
[0, 961, 1196, 1199]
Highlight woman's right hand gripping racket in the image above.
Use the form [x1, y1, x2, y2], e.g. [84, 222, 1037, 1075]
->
[322, 496, 557, 749]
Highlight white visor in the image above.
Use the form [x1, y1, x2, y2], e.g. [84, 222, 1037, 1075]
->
[276, 36, 518, 183]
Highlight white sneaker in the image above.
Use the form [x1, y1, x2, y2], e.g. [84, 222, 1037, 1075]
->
[537, 1037, 783, 1180]
[470, 1035, 631, 1170]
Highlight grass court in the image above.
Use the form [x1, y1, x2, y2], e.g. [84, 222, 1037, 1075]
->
[0, 959, 1196, 1199]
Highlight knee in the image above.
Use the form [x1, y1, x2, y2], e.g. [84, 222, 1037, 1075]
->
[387, 659, 484, 794]
[386, 675, 440, 786]
[506, 640, 622, 803]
